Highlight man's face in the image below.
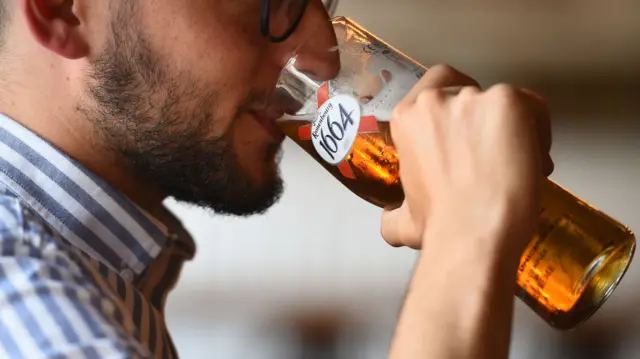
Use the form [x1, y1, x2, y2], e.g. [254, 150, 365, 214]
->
[81, 0, 337, 215]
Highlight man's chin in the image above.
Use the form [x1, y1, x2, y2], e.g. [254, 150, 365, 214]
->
[211, 188, 283, 217]
[191, 171, 285, 217]
[156, 144, 285, 216]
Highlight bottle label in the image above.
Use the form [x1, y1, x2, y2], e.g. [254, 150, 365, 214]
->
[311, 94, 362, 165]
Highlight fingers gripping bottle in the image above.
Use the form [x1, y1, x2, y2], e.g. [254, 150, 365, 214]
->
[274, 17, 635, 330]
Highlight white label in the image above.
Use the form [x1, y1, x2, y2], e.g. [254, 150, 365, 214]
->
[311, 94, 361, 165]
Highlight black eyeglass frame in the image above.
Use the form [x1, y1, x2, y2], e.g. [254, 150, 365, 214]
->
[260, 0, 311, 43]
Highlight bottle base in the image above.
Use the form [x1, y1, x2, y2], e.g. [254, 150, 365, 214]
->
[548, 235, 636, 330]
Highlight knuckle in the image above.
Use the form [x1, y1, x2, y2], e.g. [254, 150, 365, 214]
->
[425, 63, 480, 88]
[458, 85, 480, 98]
[488, 83, 520, 102]
[486, 84, 526, 118]
[429, 63, 458, 78]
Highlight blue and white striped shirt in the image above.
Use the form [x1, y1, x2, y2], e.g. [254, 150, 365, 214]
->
[0, 113, 196, 358]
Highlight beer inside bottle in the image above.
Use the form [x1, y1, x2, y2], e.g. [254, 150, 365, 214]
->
[275, 16, 636, 330]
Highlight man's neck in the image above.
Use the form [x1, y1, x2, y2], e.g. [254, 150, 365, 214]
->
[0, 101, 167, 215]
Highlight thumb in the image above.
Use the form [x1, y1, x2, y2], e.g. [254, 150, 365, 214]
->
[380, 203, 421, 249]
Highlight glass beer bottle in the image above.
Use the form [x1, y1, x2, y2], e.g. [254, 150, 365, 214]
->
[274, 16, 636, 330]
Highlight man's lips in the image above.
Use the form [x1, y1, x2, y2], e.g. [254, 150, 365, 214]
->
[250, 110, 286, 142]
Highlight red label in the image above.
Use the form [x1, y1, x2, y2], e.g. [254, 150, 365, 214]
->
[298, 82, 381, 180]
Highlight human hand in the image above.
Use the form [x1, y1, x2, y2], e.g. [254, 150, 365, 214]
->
[380, 64, 553, 251]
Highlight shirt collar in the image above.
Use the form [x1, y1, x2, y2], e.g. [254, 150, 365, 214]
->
[0, 113, 170, 274]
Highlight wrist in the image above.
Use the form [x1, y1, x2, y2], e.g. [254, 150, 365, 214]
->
[393, 217, 523, 359]
[418, 219, 516, 290]
[421, 198, 537, 269]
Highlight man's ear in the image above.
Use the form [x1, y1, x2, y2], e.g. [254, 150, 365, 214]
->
[18, 0, 89, 59]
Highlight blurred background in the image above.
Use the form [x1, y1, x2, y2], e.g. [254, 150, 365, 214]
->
[164, 1, 640, 358]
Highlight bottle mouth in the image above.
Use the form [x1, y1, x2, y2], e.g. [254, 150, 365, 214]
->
[274, 58, 324, 121]
[271, 17, 348, 120]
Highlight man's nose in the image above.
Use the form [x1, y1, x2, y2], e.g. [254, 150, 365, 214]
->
[293, 20, 340, 81]
[277, 0, 340, 82]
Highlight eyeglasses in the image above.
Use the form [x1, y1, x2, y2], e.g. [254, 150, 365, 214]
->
[260, 0, 310, 43]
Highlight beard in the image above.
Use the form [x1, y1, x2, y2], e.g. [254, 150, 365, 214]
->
[80, 3, 283, 216]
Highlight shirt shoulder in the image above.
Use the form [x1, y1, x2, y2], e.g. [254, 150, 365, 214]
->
[0, 187, 62, 248]
[0, 189, 155, 358]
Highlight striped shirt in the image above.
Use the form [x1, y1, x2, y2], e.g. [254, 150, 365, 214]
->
[0, 113, 197, 358]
